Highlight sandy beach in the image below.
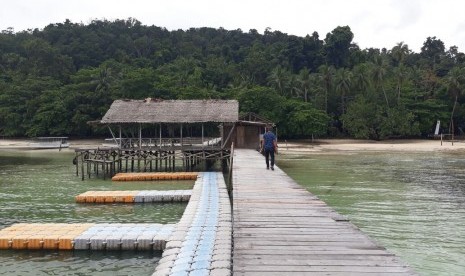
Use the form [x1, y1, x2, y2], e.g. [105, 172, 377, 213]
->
[278, 138, 465, 154]
[0, 138, 104, 151]
[1, 137, 464, 153]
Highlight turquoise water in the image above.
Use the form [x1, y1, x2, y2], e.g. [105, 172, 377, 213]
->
[278, 151, 465, 276]
[0, 149, 192, 275]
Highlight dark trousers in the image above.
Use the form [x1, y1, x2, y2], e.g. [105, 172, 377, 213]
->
[264, 148, 275, 168]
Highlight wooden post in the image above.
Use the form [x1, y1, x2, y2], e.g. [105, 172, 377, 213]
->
[155, 151, 158, 171]
[172, 151, 176, 171]
[184, 152, 189, 172]
[119, 125, 122, 149]
[75, 152, 79, 176]
[220, 123, 224, 148]
[139, 123, 142, 150]
[164, 152, 168, 171]
[125, 155, 128, 172]
[228, 142, 234, 193]
[202, 123, 204, 149]
[131, 155, 134, 172]
[81, 154, 85, 181]
[118, 149, 122, 172]
[180, 123, 183, 149]
[159, 123, 162, 149]
[144, 152, 147, 172]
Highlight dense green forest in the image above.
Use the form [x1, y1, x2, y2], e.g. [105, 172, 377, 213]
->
[1, 18, 465, 139]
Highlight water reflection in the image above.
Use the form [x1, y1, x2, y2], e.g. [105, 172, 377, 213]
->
[279, 151, 465, 276]
[0, 250, 161, 276]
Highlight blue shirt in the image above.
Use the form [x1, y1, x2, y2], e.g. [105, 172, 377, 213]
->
[263, 131, 276, 150]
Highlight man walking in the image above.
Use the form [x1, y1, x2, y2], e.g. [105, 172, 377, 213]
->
[260, 126, 277, 170]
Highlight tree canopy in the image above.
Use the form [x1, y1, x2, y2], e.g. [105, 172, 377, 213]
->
[1, 19, 465, 139]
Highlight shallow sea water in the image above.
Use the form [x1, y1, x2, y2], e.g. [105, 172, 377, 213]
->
[278, 150, 465, 276]
[0, 149, 192, 275]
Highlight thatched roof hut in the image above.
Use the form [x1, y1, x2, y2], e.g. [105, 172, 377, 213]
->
[96, 99, 274, 150]
[100, 99, 239, 124]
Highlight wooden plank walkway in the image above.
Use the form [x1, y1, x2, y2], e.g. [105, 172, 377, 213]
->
[232, 149, 417, 275]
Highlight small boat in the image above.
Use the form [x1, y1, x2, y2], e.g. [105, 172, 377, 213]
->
[30, 137, 70, 149]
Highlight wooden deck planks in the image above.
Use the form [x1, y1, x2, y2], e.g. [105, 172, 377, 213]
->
[232, 149, 417, 275]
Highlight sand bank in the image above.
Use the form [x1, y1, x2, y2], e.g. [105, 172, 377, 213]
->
[0, 138, 104, 151]
[278, 139, 465, 154]
[1, 138, 464, 153]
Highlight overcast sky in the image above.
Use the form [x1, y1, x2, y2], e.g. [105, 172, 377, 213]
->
[1, 0, 465, 53]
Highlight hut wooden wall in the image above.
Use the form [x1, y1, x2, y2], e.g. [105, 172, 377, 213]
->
[223, 124, 262, 149]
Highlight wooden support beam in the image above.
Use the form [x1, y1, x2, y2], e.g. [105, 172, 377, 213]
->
[222, 123, 236, 149]
[138, 123, 142, 150]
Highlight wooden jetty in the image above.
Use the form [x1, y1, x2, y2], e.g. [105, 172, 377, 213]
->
[232, 149, 417, 275]
[74, 146, 230, 180]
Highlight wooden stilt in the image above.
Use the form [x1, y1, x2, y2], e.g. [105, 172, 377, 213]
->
[131, 156, 134, 172]
[75, 153, 79, 176]
[81, 155, 85, 181]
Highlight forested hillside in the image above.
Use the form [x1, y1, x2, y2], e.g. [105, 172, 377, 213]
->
[1, 18, 464, 139]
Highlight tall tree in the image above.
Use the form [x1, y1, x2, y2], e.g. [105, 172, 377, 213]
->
[393, 64, 409, 103]
[324, 26, 354, 68]
[352, 63, 371, 94]
[296, 68, 311, 102]
[421, 36, 445, 69]
[268, 66, 289, 96]
[318, 64, 335, 113]
[445, 66, 465, 134]
[391, 42, 410, 66]
[371, 55, 389, 107]
[335, 68, 352, 114]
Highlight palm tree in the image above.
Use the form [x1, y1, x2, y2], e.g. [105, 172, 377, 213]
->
[268, 66, 288, 96]
[318, 64, 335, 113]
[94, 67, 112, 93]
[335, 68, 352, 114]
[445, 66, 465, 135]
[296, 68, 311, 102]
[409, 66, 423, 101]
[393, 64, 409, 103]
[371, 56, 389, 107]
[308, 73, 325, 108]
[391, 42, 410, 104]
[352, 63, 370, 94]
[391, 42, 410, 66]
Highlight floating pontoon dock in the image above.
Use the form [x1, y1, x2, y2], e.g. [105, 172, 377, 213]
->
[75, 190, 192, 203]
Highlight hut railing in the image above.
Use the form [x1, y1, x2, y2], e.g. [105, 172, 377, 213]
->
[105, 137, 222, 149]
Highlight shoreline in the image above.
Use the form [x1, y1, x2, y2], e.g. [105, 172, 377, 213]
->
[1, 138, 464, 153]
[278, 138, 465, 154]
[0, 138, 106, 151]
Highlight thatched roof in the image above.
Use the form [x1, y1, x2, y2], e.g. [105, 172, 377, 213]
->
[100, 99, 239, 124]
